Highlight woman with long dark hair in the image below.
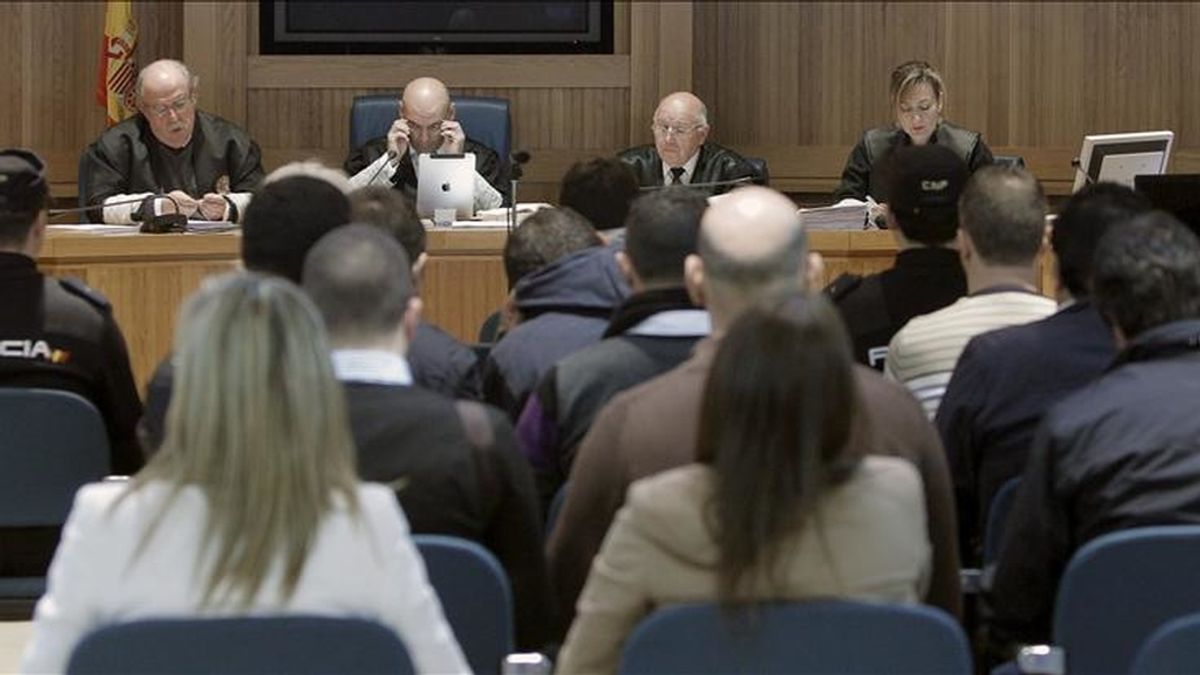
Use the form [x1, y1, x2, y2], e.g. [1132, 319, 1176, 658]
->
[557, 295, 930, 674]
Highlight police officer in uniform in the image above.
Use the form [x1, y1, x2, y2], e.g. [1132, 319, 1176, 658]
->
[826, 144, 969, 370]
[0, 149, 143, 577]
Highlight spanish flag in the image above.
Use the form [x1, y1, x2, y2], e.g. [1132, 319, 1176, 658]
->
[95, 0, 138, 127]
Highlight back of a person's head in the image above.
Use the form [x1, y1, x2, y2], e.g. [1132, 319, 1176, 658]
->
[504, 207, 602, 290]
[1093, 211, 1200, 340]
[880, 144, 968, 245]
[698, 186, 808, 306]
[302, 224, 415, 345]
[558, 157, 640, 232]
[349, 186, 426, 265]
[242, 176, 351, 282]
[0, 149, 48, 248]
[624, 187, 707, 286]
[958, 164, 1047, 266]
[142, 271, 359, 607]
[1052, 182, 1152, 298]
[696, 294, 860, 604]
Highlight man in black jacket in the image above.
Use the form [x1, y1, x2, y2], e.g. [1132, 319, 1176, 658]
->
[988, 212, 1200, 654]
[515, 188, 710, 512]
[618, 92, 758, 196]
[303, 224, 549, 651]
[345, 76, 507, 208]
[936, 183, 1151, 563]
[0, 149, 143, 576]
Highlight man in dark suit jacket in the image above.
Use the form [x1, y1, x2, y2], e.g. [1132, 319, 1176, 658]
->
[618, 92, 759, 196]
[302, 224, 549, 651]
[935, 182, 1151, 563]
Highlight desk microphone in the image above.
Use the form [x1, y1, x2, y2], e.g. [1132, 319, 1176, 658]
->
[638, 175, 754, 191]
[509, 150, 532, 234]
[48, 194, 188, 233]
[363, 151, 398, 186]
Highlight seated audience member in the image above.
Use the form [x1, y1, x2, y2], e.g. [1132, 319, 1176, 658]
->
[81, 59, 264, 224]
[618, 92, 758, 196]
[482, 208, 628, 419]
[301, 224, 549, 650]
[828, 144, 969, 369]
[20, 272, 468, 674]
[548, 187, 961, 641]
[516, 188, 710, 511]
[350, 186, 481, 400]
[988, 212, 1200, 653]
[0, 149, 143, 579]
[556, 295, 931, 674]
[885, 165, 1056, 419]
[139, 169, 353, 452]
[834, 60, 993, 203]
[936, 183, 1152, 562]
[558, 157, 641, 240]
[345, 76, 506, 210]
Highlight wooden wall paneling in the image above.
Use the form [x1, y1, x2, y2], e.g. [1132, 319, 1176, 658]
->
[183, 2, 248, 126]
[133, 1, 184, 65]
[629, 2, 694, 147]
[0, 4, 24, 148]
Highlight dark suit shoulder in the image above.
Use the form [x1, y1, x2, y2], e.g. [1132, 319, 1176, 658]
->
[55, 277, 112, 313]
[826, 272, 864, 302]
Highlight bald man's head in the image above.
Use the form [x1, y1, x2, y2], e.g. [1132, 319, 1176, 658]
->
[689, 187, 808, 330]
[401, 77, 454, 154]
[652, 91, 710, 168]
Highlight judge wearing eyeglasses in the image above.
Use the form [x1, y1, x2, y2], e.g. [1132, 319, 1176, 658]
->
[345, 76, 506, 211]
[618, 92, 760, 196]
[81, 59, 265, 224]
[834, 60, 993, 204]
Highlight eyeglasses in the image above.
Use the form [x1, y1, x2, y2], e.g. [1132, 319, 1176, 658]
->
[651, 122, 704, 137]
[405, 118, 447, 136]
[145, 96, 194, 119]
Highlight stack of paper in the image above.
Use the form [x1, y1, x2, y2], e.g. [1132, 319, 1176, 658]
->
[798, 201, 869, 230]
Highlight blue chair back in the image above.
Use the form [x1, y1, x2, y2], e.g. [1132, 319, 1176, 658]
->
[66, 616, 414, 674]
[348, 94, 511, 163]
[1131, 611, 1200, 674]
[1053, 525, 1200, 674]
[414, 534, 513, 674]
[0, 388, 109, 527]
[983, 477, 1021, 565]
[618, 600, 972, 674]
[993, 155, 1027, 169]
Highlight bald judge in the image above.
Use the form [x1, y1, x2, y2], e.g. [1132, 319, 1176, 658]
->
[618, 92, 759, 196]
[346, 77, 506, 210]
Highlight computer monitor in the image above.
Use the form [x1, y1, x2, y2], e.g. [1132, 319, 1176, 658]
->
[1134, 173, 1200, 237]
[1072, 130, 1173, 193]
[415, 153, 476, 219]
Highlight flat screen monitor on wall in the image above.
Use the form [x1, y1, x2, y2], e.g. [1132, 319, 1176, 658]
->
[1072, 130, 1174, 193]
[260, 1, 613, 54]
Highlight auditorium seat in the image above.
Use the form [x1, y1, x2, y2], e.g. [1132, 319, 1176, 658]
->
[413, 534, 513, 675]
[618, 600, 971, 674]
[66, 616, 414, 674]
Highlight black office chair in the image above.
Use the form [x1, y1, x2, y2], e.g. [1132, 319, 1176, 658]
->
[66, 616, 414, 674]
[993, 155, 1026, 169]
[0, 389, 111, 606]
[348, 94, 512, 169]
[743, 156, 770, 186]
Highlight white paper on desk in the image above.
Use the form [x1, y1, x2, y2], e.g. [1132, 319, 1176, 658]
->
[48, 224, 141, 234]
[184, 221, 238, 233]
[475, 203, 553, 221]
[798, 198, 870, 230]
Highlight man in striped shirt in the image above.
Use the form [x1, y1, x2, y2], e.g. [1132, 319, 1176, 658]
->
[885, 165, 1056, 419]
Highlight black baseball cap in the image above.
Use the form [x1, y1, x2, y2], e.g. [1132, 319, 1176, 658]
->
[880, 144, 968, 237]
[0, 148, 48, 214]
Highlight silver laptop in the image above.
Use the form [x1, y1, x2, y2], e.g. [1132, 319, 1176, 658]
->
[415, 153, 476, 219]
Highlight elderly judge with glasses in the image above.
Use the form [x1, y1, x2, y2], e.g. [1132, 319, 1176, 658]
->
[80, 59, 264, 225]
[618, 92, 759, 196]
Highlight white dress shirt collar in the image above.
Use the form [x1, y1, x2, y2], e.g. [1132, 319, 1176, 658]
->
[661, 150, 702, 186]
[331, 349, 413, 386]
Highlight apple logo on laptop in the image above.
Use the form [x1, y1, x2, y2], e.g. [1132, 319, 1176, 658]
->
[441, 182, 451, 192]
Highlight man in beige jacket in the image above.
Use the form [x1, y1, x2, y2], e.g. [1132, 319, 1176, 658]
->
[546, 186, 962, 638]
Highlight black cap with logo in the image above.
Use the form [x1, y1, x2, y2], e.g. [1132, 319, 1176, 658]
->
[880, 144, 969, 234]
[0, 148, 48, 214]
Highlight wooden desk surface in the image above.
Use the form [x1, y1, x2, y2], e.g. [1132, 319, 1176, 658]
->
[36, 226, 1049, 393]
